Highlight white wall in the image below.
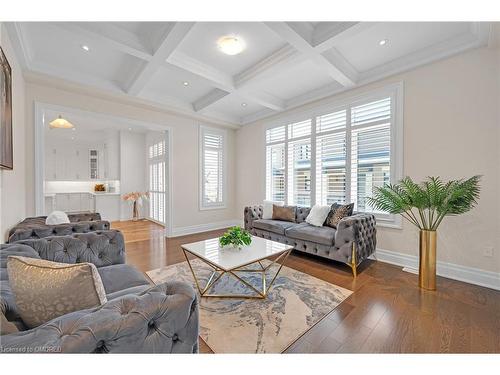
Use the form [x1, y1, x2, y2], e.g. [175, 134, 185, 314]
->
[119, 130, 147, 220]
[23, 80, 239, 232]
[0, 24, 26, 242]
[236, 45, 500, 274]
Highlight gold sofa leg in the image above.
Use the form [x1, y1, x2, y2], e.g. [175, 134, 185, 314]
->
[349, 243, 357, 278]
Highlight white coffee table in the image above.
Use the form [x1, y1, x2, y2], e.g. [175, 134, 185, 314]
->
[181, 236, 293, 299]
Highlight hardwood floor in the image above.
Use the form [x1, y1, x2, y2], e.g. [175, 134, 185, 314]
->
[112, 219, 500, 353]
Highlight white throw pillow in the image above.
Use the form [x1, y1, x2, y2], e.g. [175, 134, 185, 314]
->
[305, 205, 331, 227]
[262, 200, 284, 219]
[45, 211, 70, 225]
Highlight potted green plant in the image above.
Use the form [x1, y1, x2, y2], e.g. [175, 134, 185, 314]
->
[219, 226, 252, 250]
[367, 176, 481, 290]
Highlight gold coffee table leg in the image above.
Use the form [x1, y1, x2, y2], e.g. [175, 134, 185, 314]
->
[182, 248, 292, 299]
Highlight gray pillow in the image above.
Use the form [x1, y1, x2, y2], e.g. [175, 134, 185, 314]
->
[7, 256, 107, 328]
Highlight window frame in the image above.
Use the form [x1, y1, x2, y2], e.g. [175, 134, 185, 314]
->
[199, 125, 227, 211]
[264, 82, 404, 228]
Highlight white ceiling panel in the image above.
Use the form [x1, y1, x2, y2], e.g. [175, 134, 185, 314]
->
[140, 63, 215, 104]
[176, 22, 286, 76]
[24, 23, 144, 88]
[334, 22, 472, 72]
[206, 92, 266, 120]
[260, 60, 336, 100]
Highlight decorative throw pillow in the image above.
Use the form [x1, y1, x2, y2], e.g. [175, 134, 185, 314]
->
[272, 205, 296, 222]
[262, 200, 284, 219]
[325, 203, 354, 228]
[45, 211, 70, 225]
[305, 204, 331, 227]
[7, 256, 107, 328]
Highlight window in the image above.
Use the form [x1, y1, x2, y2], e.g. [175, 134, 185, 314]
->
[265, 84, 402, 226]
[200, 126, 226, 210]
[148, 133, 167, 224]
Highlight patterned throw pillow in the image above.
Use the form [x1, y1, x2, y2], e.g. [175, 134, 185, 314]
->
[272, 205, 296, 222]
[7, 256, 107, 328]
[325, 203, 354, 228]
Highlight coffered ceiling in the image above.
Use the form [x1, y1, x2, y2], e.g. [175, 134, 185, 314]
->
[6, 22, 492, 126]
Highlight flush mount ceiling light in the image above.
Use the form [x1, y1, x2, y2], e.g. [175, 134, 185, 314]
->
[81, 45, 90, 52]
[49, 115, 74, 129]
[379, 39, 388, 46]
[183, 81, 189, 86]
[217, 35, 246, 55]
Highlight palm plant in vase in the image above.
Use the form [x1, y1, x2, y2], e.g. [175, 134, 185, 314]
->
[367, 176, 481, 290]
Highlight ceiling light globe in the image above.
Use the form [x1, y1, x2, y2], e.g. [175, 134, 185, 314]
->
[217, 36, 246, 56]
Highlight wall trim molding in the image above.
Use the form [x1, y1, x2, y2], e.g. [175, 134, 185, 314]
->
[168, 219, 242, 238]
[373, 248, 500, 291]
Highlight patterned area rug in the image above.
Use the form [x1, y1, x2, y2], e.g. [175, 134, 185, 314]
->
[147, 259, 352, 353]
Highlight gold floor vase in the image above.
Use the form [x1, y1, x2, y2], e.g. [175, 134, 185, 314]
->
[419, 230, 437, 290]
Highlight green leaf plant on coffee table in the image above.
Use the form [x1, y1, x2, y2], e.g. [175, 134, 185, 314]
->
[219, 226, 252, 249]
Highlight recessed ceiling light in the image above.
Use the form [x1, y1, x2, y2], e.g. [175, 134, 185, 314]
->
[217, 35, 246, 56]
[71, 137, 75, 140]
[241, 102, 247, 107]
[183, 81, 189, 86]
[379, 39, 388, 46]
[81, 45, 90, 52]
[128, 127, 132, 131]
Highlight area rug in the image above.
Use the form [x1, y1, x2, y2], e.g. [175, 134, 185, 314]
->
[147, 259, 352, 353]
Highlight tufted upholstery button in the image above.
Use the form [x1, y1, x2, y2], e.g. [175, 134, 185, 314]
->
[172, 333, 178, 341]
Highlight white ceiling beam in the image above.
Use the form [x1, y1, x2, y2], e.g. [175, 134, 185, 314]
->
[234, 45, 306, 88]
[55, 23, 153, 61]
[311, 22, 377, 52]
[126, 22, 195, 96]
[167, 50, 234, 91]
[239, 90, 285, 111]
[264, 22, 357, 87]
[193, 88, 230, 112]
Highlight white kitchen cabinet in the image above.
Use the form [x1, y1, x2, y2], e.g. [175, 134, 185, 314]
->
[53, 193, 96, 213]
[94, 194, 120, 221]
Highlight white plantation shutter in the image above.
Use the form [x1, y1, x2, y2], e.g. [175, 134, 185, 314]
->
[288, 138, 311, 206]
[315, 109, 347, 205]
[266, 143, 285, 202]
[200, 126, 226, 209]
[264, 85, 401, 226]
[148, 133, 167, 224]
[316, 132, 347, 205]
[351, 122, 391, 214]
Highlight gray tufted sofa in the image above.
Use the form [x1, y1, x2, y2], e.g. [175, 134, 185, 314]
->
[0, 236, 199, 353]
[7, 213, 109, 243]
[244, 205, 377, 276]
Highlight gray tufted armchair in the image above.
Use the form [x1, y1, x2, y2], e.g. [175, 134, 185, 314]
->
[0, 235, 199, 353]
[244, 205, 377, 276]
[7, 213, 110, 243]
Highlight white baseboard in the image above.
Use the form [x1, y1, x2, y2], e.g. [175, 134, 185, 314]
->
[373, 248, 500, 291]
[168, 220, 242, 238]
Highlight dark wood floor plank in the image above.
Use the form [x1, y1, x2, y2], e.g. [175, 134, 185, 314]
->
[112, 220, 500, 354]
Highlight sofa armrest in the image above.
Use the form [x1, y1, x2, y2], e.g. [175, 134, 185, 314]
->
[335, 213, 377, 264]
[13, 230, 125, 267]
[8, 220, 111, 243]
[244, 205, 263, 231]
[0, 281, 199, 353]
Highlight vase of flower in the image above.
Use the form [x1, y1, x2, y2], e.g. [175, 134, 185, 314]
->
[122, 192, 149, 221]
